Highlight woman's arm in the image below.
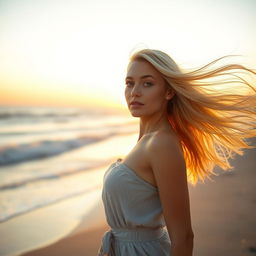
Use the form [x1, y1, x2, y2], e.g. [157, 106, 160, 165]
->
[147, 133, 194, 256]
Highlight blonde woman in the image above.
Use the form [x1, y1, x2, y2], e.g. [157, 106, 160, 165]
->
[98, 49, 256, 256]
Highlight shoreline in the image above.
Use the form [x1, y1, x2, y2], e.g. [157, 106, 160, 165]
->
[19, 144, 256, 256]
[0, 187, 106, 256]
[1, 138, 255, 256]
[0, 133, 138, 256]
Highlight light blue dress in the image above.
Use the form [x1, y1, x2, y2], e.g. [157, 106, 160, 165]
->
[98, 158, 171, 255]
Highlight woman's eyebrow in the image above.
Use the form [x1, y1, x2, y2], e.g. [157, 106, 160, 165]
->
[125, 75, 155, 80]
[141, 75, 155, 79]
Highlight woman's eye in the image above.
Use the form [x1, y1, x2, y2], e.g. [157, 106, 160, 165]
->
[125, 81, 134, 87]
[144, 82, 153, 87]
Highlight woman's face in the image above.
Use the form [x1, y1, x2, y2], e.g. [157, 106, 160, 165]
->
[125, 59, 173, 117]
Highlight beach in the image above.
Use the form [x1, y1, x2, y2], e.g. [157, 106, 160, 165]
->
[190, 139, 256, 256]
[1, 0, 256, 254]
[16, 140, 256, 256]
[0, 107, 255, 256]
[0, 106, 138, 256]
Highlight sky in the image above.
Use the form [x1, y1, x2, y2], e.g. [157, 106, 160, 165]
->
[0, 0, 255, 110]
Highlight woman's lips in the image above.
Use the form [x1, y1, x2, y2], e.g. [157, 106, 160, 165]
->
[130, 103, 144, 108]
[130, 101, 144, 105]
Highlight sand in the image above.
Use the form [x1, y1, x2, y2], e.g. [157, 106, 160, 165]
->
[17, 139, 256, 256]
[20, 225, 109, 256]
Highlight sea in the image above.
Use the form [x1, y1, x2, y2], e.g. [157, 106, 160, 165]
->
[0, 105, 138, 223]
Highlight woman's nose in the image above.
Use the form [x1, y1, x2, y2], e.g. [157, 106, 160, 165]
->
[131, 84, 141, 97]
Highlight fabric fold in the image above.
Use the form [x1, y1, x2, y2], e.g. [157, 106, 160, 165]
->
[98, 229, 114, 256]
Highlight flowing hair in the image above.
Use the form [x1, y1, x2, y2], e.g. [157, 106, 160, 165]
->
[129, 49, 256, 185]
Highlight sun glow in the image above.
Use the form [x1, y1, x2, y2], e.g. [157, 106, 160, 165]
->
[0, 0, 255, 109]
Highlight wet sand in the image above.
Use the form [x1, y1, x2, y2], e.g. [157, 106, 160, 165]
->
[21, 225, 109, 256]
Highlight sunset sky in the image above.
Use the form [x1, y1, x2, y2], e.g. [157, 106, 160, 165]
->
[0, 0, 255, 110]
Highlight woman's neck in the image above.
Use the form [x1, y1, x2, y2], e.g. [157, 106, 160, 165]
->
[137, 112, 172, 142]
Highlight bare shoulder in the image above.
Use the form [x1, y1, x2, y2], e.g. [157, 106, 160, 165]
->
[145, 130, 187, 190]
[146, 131, 185, 166]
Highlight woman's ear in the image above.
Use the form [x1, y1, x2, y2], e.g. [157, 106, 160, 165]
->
[165, 89, 175, 100]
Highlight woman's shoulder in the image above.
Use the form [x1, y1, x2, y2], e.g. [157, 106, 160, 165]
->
[144, 130, 186, 177]
[146, 130, 182, 153]
[145, 129, 184, 165]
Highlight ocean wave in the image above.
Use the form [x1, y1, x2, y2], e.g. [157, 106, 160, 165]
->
[0, 135, 107, 166]
[0, 182, 101, 222]
[0, 121, 137, 166]
[0, 106, 126, 121]
[0, 162, 105, 222]
[0, 161, 105, 190]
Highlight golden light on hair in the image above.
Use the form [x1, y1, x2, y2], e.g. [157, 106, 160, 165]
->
[130, 48, 256, 185]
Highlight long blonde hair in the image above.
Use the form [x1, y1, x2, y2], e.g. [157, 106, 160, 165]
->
[129, 49, 256, 185]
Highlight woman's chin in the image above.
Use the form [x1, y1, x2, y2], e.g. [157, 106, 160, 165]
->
[129, 111, 143, 117]
[130, 113, 141, 117]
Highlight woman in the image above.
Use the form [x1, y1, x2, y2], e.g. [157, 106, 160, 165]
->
[98, 49, 256, 256]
